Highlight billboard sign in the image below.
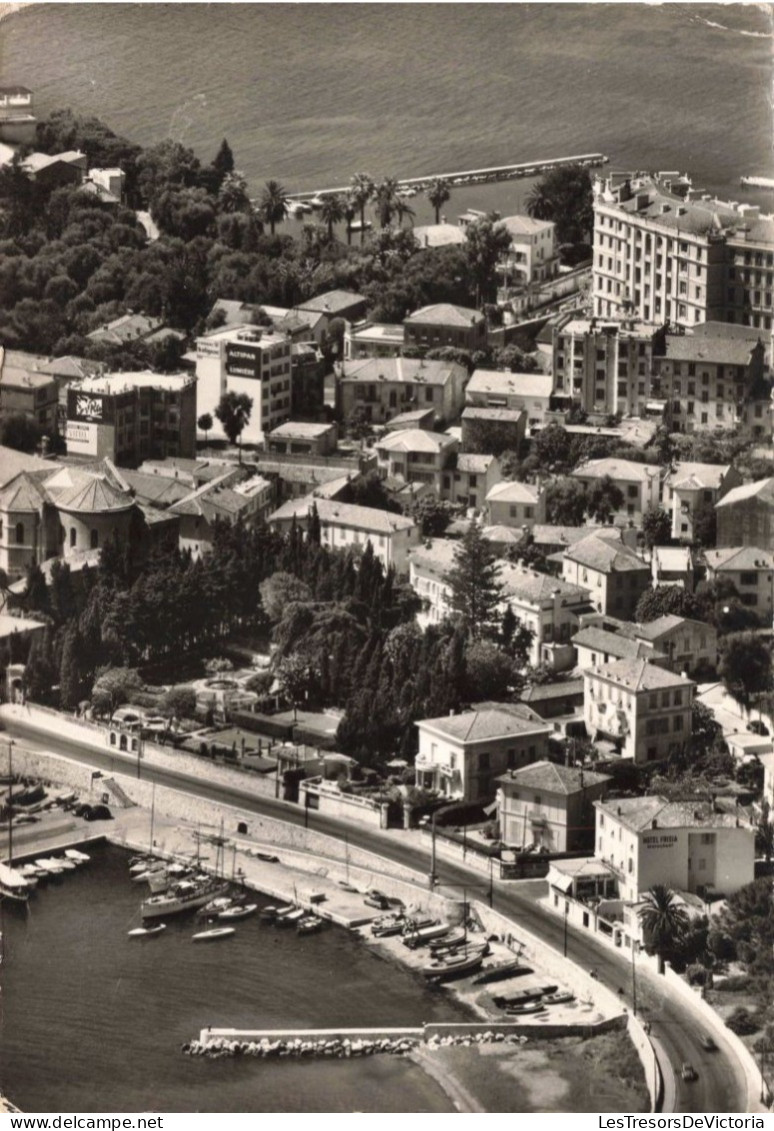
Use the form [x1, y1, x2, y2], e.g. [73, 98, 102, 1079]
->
[225, 343, 262, 379]
[65, 420, 100, 456]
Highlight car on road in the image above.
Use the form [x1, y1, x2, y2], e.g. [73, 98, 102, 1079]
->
[681, 1062, 698, 1082]
[749, 720, 770, 736]
[699, 1035, 717, 1052]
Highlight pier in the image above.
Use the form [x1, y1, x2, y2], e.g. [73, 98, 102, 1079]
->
[291, 152, 608, 201]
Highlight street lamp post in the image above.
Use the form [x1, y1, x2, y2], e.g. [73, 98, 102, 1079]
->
[488, 855, 494, 909]
[631, 937, 638, 1017]
[6, 738, 14, 864]
[429, 813, 437, 889]
[761, 1046, 767, 1106]
[563, 899, 569, 957]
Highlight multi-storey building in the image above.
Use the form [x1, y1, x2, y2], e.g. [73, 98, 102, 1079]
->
[584, 659, 694, 765]
[559, 530, 652, 619]
[486, 480, 545, 530]
[715, 478, 774, 552]
[497, 761, 611, 853]
[662, 461, 741, 541]
[551, 317, 660, 416]
[0, 85, 36, 144]
[465, 370, 553, 428]
[194, 324, 294, 445]
[441, 453, 501, 511]
[374, 429, 458, 492]
[570, 458, 661, 523]
[403, 303, 487, 355]
[0, 363, 59, 436]
[497, 214, 558, 295]
[592, 171, 774, 331]
[652, 327, 769, 436]
[268, 496, 419, 575]
[704, 546, 774, 621]
[594, 795, 754, 906]
[65, 372, 196, 468]
[343, 322, 404, 360]
[415, 706, 552, 803]
[336, 356, 468, 427]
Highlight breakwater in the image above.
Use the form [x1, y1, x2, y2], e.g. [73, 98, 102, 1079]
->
[292, 153, 608, 201]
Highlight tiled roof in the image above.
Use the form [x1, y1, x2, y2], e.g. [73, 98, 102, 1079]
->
[486, 481, 539, 504]
[269, 496, 416, 535]
[716, 479, 774, 508]
[467, 370, 553, 400]
[497, 759, 609, 794]
[405, 303, 484, 327]
[563, 532, 648, 573]
[413, 223, 466, 248]
[501, 214, 554, 237]
[573, 626, 655, 660]
[0, 446, 51, 488]
[457, 453, 495, 473]
[55, 476, 133, 514]
[118, 469, 191, 507]
[520, 679, 584, 702]
[482, 525, 523, 544]
[0, 472, 48, 512]
[633, 614, 701, 640]
[589, 658, 692, 692]
[572, 458, 660, 484]
[297, 290, 366, 315]
[499, 562, 588, 604]
[409, 538, 461, 578]
[532, 524, 602, 547]
[462, 406, 524, 423]
[269, 421, 334, 440]
[595, 795, 740, 832]
[376, 429, 455, 454]
[342, 357, 462, 387]
[652, 546, 694, 571]
[419, 707, 549, 743]
[662, 333, 760, 367]
[704, 546, 774, 571]
[666, 462, 730, 492]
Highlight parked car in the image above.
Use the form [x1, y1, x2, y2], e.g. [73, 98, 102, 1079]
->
[82, 804, 113, 822]
[749, 721, 770, 736]
[699, 1035, 717, 1052]
[681, 1063, 698, 1082]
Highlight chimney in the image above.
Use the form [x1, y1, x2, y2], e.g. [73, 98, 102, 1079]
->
[651, 818, 658, 829]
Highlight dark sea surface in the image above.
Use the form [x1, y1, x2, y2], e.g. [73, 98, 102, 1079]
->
[0, 844, 466, 1112]
[0, 3, 772, 225]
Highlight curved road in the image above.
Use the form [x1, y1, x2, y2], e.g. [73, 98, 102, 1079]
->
[6, 721, 751, 1113]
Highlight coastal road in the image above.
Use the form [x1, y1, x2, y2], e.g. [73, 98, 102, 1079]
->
[6, 721, 751, 1113]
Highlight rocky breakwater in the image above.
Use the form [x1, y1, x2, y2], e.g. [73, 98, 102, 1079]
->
[183, 1030, 529, 1061]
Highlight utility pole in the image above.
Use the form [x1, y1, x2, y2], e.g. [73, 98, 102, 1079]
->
[7, 738, 14, 865]
[563, 899, 569, 957]
[488, 855, 494, 908]
[631, 937, 638, 1017]
[429, 812, 437, 889]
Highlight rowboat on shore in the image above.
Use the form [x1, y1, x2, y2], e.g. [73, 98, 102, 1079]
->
[473, 961, 534, 986]
[218, 903, 257, 922]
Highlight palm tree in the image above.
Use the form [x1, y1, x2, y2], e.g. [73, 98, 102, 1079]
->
[349, 172, 375, 243]
[342, 192, 357, 246]
[526, 181, 553, 222]
[395, 197, 415, 228]
[217, 170, 251, 214]
[426, 177, 451, 224]
[258, 179, 289, 235]
[319, 193, 345, 242]
[374, 177, 402, 229]
[637, 885, 690, 974]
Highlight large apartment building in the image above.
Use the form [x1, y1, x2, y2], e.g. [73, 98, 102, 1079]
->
[552, 317, 660, 417]
[194, 324, 294, 445]
[592, 171, 774, 332]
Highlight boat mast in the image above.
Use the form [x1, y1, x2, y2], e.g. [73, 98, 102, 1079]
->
[149, 782, 155, 855]
[7, 739, 14, 867]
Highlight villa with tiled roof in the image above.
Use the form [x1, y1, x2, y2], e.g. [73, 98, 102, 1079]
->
[336, 356, 468, 426]
[584, 657, 695, 765]
[558, 530, 651, 619]
[415, 706, 551, 802]
[497, 760, 611, 852]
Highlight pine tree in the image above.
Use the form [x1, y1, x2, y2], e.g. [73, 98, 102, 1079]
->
[59, 624, 83, 710]
[445, 523, 505, 639]
[23, 560, 49, 617]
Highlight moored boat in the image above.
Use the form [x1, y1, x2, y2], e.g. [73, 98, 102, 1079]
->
[276, 907, 305, 926]
[423, 951, 486, 982]
[297, 915, 323, 935]
[17, 864, 40, 887]
[543, 991, 575, 1005]
[506, 1001, 546, 1015]
[141, 877, 230, 920]
[402, 922, 448, 949]
[192, 926, 236, 942]
[128, 923, 166, 938]
[218, 903, 257, 921]
[64, 849, 90, 863]
[35, 857, 66, 875]
[198, 895, 234, 918]
[0, 862, 31, 902]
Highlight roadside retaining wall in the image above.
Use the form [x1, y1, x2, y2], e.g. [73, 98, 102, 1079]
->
[473, 900, 661, 1112]
[300, 779, 388, 830]
[0, 704, 279, 802]
[663, 966, 769, 1112]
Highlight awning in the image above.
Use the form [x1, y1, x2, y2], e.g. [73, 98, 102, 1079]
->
[484, 801, 498, 817]
[646, 400, 667, 412]
[547, 869, 574, 894]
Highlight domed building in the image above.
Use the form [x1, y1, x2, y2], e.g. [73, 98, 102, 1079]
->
[0, 458, 176, 583]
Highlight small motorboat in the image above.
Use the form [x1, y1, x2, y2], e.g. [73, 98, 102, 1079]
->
[473, 962, 534, 986]
[35, 858, 66, 875]
[543, 991, 575, 1005]
[218, 903, 257, 921]
[494, 989, 545, 1008]
[198, 896, 234, 917]
[128, 923, 167, 938]
[16, 864, 39, 888]
[371, 914, 406, 938]
[423, 951, 486, 982]
[259, 905, 278, 921]
[65, 849, 90, 863]
[53, 857, 77, 871]
[192, 926, 236, 942]
[428, 928, 467, 953]
[297, 916, 323, 935]
[276, 907, 305, 926]
[129, 858, 156, 875]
